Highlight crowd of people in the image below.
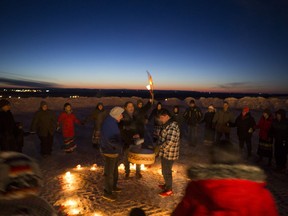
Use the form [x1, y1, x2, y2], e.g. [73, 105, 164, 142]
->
[1, 97, 287, 215]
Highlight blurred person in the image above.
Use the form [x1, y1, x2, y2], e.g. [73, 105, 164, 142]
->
[157, 109, 180, 197]
[183, 99, 202, 146]
[84, 102, 108, 148]
[255, 109, 274, 165]
[30, 101, 57, 157]
[0, 151, 57, 215]
[212, 101, 235, 142]
[57, 103, 83, 153]
[172, 140, 279, 216]
[271, 109, 288, 173]
[119, 101, 142, 179]
[100, 106, 124, 201]
[0, 99, 24, 152]
[201, 105, 216, 144]
[235, 107, 256, 158]
[134, 99, 152, 139]
[148, 102, 163, 143]
[171, 105, 184, 138]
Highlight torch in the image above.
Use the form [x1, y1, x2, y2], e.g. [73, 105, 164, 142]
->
[146, 71, 154, 104]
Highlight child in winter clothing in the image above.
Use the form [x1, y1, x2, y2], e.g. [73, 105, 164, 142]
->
[57, 103, 82, 153]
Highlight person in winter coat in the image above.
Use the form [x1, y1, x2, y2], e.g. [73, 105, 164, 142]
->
[134, 99, 152, 139]
[119, 101, 142, 179]
[157, 109, 180, 197]
[255, 109, 274, 165]
[85, 102, 108, 148]
[271, 109, 288, 173]
[212, 101, 235, 142]
[235, 107, 256, 158]
[30, 101, 57, 157]
[172, 140, 279, 216]
[171, 105, 184, 138]
[201, 105, 216, 144]
[183, 99, 202, 146]
[0, 99, 24, 152]
[57, 103, 82, 153]
[0, 151, 57, 216]
[100, 106, 124, 202]
[148, 102, 163, 143]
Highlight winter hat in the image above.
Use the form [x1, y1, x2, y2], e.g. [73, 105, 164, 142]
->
[242, 107, 249, 113]
[189, 99, 195, 104]
[109, 106, 124, 119]
[208, 105, 215, 110]
[0, 152, 42, 200]
[0, 99, 10, 108]
[40, 101, 47, 108]
[137, 99, 143, 105]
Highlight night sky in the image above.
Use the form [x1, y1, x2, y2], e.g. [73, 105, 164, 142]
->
[1, 0, 288, 93]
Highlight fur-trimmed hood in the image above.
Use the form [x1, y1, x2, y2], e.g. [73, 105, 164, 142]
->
[188, 164, 266, 182]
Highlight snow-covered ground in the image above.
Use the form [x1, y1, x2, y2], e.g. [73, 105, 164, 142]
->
[7, 96, 288, 215]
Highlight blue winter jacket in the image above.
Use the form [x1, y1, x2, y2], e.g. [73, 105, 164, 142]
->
[100, 115, 123, 154]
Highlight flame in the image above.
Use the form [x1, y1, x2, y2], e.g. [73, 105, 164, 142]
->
[130, 163, 136, 170]
[69, 208, 80, 215]
[63, 199, 77, 207]
[65, 171, 72, 179]
[93, 212, 103, 216]
[146, 84, 151, 90]
[90, 164, 97, 171]
[63, 171, 76, 190]
[118, 163, 125, 170]
[76, 164, 82, 170]
[118, 163, 146, 171]
[141, 164, 147, 171]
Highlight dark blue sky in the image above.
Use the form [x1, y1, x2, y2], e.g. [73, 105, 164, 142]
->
[1, 0, 288, 93]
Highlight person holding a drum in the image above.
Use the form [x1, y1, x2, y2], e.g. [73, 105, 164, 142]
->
[157, 108, 180, 197]
[119, 101, 143, 179]
[100, 106, 124, 201]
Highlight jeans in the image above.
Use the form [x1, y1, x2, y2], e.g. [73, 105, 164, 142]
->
[103, 155, 119, 194]
[216, 132, 230, 143]
[187, 125, 198, 146]
[161, 157, 174, 190]
[239, 136, 252, 156]
[123, 147, 140, 175]
[39, 133, 54, 155]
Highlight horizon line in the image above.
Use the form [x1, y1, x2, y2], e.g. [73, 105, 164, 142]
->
[1, 87, 288, 95]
